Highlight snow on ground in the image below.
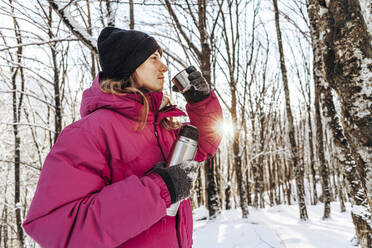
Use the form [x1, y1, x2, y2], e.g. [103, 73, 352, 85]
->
[193, 202, 359, 248]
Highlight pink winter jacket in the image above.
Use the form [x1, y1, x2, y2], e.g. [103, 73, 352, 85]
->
[23, 73, 222, 248]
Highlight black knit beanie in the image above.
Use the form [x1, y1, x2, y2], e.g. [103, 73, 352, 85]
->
[97, 27, 162, 81]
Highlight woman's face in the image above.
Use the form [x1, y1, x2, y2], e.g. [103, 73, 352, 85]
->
[131, 51, 168, 92]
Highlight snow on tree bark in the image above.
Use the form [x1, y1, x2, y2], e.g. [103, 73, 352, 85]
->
[105, 0, 118, 27]
[359, 0, 372, 36]
[315, 78, 332, 219]
[232, 133, 249, 218]
[48, 0, 98, 55]
[47, 5, 63, 144]
[9, 0, 25, 244]
[320, 0, 371, 208]
[306, 103, 318, 205]
[204, 157, 221, 219]
[307, 0, 372, 246]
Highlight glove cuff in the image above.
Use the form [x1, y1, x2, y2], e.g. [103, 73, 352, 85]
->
[152, 168, 177, 204]
[184, 90, 210, 103]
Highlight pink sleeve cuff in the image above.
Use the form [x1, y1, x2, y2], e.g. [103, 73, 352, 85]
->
[147, 173, 172, 208]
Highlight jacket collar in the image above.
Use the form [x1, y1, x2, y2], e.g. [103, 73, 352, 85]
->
[80, 73, 186, 122]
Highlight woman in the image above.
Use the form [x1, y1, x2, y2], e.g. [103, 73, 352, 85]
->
[23, 27, 222, 248]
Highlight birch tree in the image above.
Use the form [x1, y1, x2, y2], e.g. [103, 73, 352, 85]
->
[273, 0, 309, 221]
[307, 0, 371, 246]
[9, 0, 25, 244]
[314, 74, 332, 218]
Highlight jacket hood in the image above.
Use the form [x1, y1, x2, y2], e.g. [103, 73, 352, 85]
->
[80, 73, 186, 123]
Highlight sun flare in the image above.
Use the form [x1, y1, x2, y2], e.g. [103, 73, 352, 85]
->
[216, 119, 235, 137]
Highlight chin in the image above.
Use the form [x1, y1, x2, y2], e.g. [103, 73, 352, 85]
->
[155, 84, 164, 92]
[146, 86, 163, 92]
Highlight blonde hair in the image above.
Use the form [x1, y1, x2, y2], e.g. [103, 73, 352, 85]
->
[100, 76, 181, 131]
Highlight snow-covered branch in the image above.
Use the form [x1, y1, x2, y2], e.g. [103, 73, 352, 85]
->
[48, 0, 98, 55]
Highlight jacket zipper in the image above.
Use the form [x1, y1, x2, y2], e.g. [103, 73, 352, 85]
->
[154, 114, 166, 161]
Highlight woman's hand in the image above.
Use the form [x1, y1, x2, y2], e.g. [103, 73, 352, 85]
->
[152, 161, 199, 204]
[172, 66, 210, 103]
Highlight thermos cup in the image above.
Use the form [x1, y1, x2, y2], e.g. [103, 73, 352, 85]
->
[171, 69, 192, 93]
[166, 125, 199, 216]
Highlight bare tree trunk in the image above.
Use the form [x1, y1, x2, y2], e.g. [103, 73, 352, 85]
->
[304, 100, 318, 205]
[129, 0, 134, 29]
[325, 129, 337, 201]
[301, 116, 313, 205]
[105, 0, 116, 27]
[268, 154, 274, 207]
[251, 117, 260, 208]
[195, 167, 203, 207]
[278, 117, 291, 205]
[307, 1, 371, 246]
[313, 0, 371, 209]
[48, 6, 62, 144]
[243, 115, 252, 207]
[321, 87, 371, 246]
[1, 205, 8, 248]
[204, 157, 221, 219]
[215, 151, 223, 208]
[307, 105, 318, 205]
[274, 156, 281, 205]
[9, 0, 25, 245]
[232, 128, 249, 217]
[225, 153, 232, 210]
[331, 136, 346, 212]
[283, 157, 291, 205]
[315, 85, 332, 218]
[335, 161, 346, 212]
[280, 114, 292, 205]
[273, 0, 308, 221]
[330, 154, 338, 202]
[245, 168, 252, 206]
[258, 112, 266, 209]
[86, 0, 97, 79]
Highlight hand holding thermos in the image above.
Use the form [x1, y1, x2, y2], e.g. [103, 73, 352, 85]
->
[172, 66, 210, 103]
[152, 160, 198, 204]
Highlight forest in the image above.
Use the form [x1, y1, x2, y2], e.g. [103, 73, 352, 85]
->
[0, 0, 371, 247]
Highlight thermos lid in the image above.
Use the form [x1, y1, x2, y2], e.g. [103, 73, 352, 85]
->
[179, 124, 199, 141]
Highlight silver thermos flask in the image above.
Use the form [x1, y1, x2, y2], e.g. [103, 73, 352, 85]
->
[166, 124, 199, 216]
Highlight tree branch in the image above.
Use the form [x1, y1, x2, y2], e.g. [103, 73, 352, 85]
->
[163, 0, 202, 59]
[48, 0, 98, 55]
[0, 38, 78, 52]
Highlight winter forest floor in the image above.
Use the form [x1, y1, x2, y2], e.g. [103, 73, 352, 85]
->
[193, 202, 359, 248]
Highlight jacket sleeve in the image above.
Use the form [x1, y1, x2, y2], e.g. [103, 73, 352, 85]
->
[186, 91, 223, 162]
[23, 125, 171, 248]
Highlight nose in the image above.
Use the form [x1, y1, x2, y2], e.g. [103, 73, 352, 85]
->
[160, 61, 168, 72]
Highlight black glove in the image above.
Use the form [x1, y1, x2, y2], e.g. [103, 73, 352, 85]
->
[152, 161, 199, 204]
[172, 66, 210, 103]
